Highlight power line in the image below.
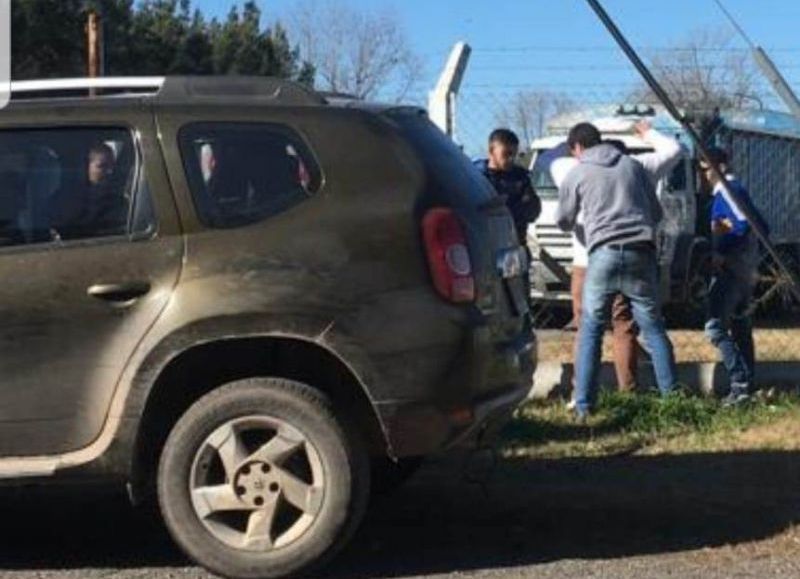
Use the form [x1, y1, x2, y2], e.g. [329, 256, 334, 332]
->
[469, 46, 800, 54]
[470, 64, 800, 72]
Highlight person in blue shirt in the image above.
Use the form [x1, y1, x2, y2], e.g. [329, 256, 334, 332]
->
[474, 129, 541, 243]
[700, 147, 769, 406]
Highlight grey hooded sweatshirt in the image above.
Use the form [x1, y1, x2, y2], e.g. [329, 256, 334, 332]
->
[556, 143, 663, 254]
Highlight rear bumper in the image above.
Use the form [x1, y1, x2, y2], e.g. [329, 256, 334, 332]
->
[375, 330, 535, 458]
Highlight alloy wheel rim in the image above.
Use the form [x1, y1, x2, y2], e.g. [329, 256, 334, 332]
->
[189, 415, 325, 552]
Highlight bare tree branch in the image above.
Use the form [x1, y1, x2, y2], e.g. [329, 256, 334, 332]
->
[494, 91, 576, 147]
[630, 28, 764, 114]
[287, 1, 421, 101]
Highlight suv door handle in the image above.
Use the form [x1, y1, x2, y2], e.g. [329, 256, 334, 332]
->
[87, 281, 151, 304]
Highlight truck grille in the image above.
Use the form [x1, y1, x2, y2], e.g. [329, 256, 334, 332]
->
[532, 224, 573, 262]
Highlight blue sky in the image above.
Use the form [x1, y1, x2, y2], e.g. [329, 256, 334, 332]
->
[190, 0, 800, 153]
[192, 0, 800, 79]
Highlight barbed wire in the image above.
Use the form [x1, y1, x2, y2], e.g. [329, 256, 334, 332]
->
[470, 45, 800, 53]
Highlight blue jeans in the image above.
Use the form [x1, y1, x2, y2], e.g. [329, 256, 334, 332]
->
[576, 245, 677, 415]
[705, 270, 755, 388]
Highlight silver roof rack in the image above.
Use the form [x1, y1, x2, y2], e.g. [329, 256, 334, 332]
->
[8, 76, 326, 106]
[10, 77, 165, 98]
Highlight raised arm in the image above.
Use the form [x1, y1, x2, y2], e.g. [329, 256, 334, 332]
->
[556, 172, 581, 232]
[550, 155, 578, 189]
[632, 120, 683, 181]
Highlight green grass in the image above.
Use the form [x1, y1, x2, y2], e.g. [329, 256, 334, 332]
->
[501, 390, 800, 459]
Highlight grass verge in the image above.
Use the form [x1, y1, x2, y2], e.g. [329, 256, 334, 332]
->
[501, 390, 800, 459]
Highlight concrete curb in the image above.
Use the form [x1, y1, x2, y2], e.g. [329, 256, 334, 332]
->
[530, 360, 800, 399]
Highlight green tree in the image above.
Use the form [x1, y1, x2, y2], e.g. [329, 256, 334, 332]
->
[127, 0, 189, 74]
[11, 0, 84, 79]
[208, 2, 313, 82]
[172, 9, 214, 74]
[210, 6, 241, 75]
[10, 0, 313, 82]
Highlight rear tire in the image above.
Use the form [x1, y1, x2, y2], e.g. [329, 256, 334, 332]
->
[157, 377, 370, 579]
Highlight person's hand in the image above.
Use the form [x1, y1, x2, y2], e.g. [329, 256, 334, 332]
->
[633, 119, 652, 138]
[711, 218, 734, 235]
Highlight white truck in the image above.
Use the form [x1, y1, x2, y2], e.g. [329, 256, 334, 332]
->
[528, 104, 800, 320]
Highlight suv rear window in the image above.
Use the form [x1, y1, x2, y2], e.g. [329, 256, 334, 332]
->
[386, 111, 495, 204]
[179, 122, 320, 228]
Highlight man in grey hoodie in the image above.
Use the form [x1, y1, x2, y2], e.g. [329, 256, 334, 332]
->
[557, 122, 677, 418]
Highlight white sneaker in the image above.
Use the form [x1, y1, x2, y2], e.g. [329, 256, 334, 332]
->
[566, 399, 577, 411]
[722, 383, 750, 407]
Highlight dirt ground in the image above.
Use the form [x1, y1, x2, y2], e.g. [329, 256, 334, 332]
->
[2, 441, 800, 579]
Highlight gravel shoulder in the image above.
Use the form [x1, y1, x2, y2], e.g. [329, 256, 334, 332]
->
[1, 440, 800, 579]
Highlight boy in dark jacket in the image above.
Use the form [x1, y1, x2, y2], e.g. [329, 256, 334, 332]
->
[474, 128, 541, 243]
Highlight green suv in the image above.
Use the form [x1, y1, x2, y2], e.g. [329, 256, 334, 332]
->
[0, 76, 535, 578]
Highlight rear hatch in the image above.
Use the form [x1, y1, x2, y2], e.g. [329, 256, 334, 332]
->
[385, 109, 529, 334]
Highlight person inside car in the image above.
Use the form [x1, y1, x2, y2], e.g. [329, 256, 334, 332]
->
[50, 143, 129, 240]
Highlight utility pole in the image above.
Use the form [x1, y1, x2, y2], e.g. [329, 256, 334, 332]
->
[86, 10, 104, 92]
[711, 0, 800, 118]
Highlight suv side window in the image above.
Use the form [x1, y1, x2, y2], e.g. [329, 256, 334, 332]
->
[179, 122, 320, 228]
[0, 127, 154, 246]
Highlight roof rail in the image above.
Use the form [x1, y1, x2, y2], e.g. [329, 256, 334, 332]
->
[156, 76, 326, 106]
[10, 77, 165, 99]
[8, 76, 327, 106]
[11, 75, 327, 105]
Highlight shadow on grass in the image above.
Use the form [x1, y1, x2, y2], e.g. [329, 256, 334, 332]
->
[1, 448, 799, 577]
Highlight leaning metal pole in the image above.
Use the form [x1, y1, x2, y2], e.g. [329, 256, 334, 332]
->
[585, 0, 800, 303]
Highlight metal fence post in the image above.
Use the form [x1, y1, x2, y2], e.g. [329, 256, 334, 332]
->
[428, 42, 471, 138]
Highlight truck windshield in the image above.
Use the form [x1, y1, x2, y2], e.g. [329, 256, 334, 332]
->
[531, 165, 559, 199]
[531, 146, 668, 200]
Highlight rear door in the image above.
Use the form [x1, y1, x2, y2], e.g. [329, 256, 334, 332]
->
[0, 105, 182, 457]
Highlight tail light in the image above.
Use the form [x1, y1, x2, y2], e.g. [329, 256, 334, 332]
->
[422, 208, 475, 303]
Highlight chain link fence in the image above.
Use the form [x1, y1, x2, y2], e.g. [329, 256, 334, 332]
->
[426, 47, 800, 370]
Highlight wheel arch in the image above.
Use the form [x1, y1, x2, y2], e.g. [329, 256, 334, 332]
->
[127, 333, 390, 501]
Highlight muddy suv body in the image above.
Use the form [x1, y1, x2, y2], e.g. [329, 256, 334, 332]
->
[0, 77, 534, 578]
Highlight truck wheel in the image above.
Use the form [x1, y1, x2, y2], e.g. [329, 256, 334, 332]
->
[157, 378, 369, 579]
[671, 250, 711, 328]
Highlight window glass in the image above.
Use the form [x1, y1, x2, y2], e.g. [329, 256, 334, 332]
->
[667, 159, 688, 192]
[179, 123, 320, 228]
[530, 165, 559, 199]
[386, 110, 495, 204]
[0, 127, 151, 246]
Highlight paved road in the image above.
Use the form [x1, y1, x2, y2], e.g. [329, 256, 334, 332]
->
[2, 449, 800, 578]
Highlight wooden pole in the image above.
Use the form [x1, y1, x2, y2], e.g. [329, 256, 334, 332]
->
[86, 11, 103, 95]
